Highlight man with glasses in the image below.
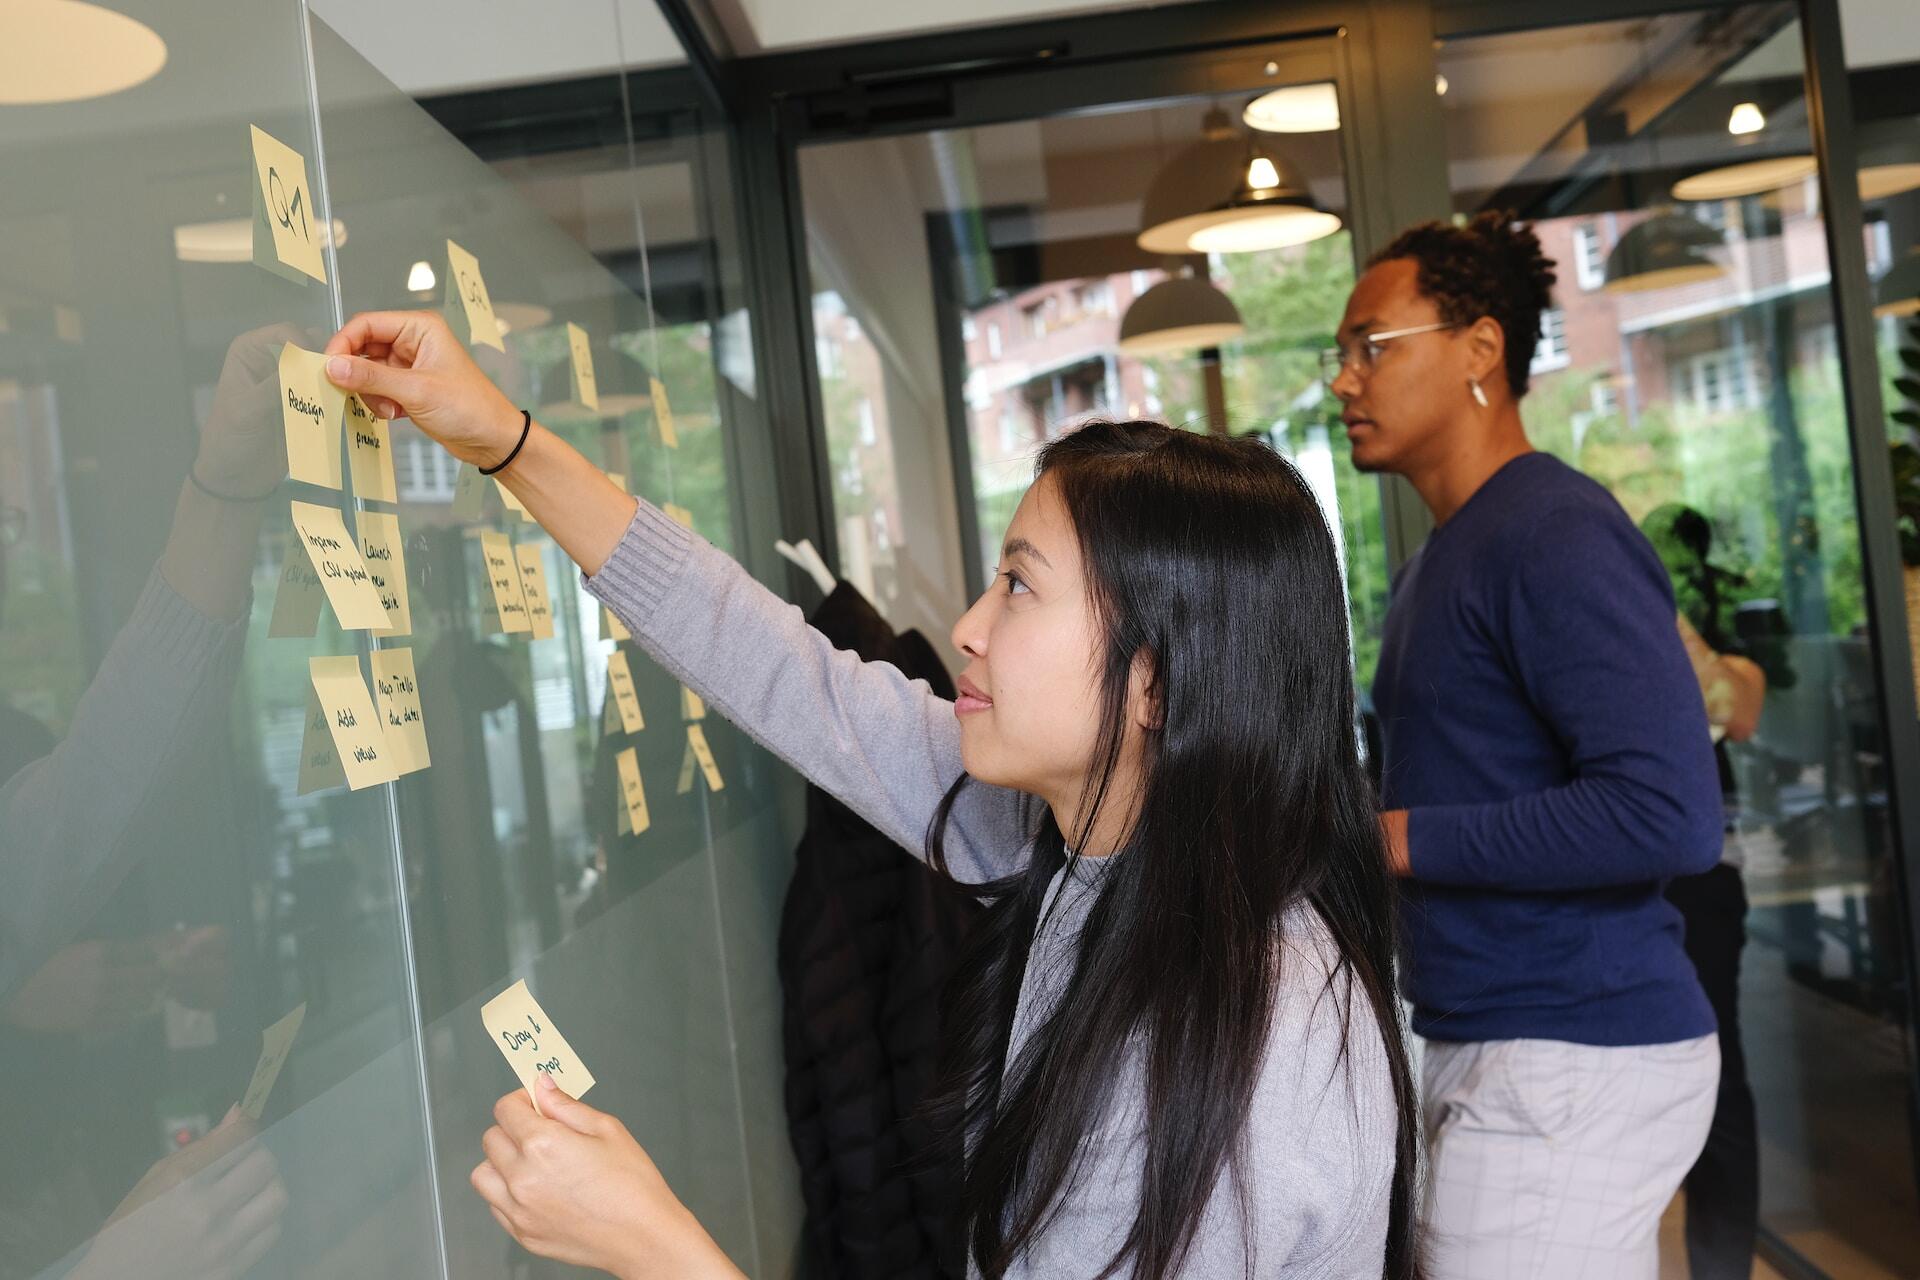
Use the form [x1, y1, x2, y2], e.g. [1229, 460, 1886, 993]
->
[1331, 211, 1725, 1279]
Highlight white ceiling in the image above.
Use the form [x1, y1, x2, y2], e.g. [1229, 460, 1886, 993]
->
[708, 0, 1214, 57]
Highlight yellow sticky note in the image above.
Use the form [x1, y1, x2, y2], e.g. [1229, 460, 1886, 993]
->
[278, 344, 345, 490]
[309, 655, 398, 790]
[239, 1003, 307, 1121]
[356, 510, 411, 637]
[289, 501, 390, 630]
[451, 462, 488, 520]
[346, 395, 397, 504]
[601, 607, 631, 642]
[296, 683, 347, 795]
[445, 239, 505, 352]
[495, 479, 532, 522]
[602, 682, 622, 737]
[675, 738, 697, 794]
[567, 323, 599, 412]
[268, 539, 326, 638]
[686, 723, 724, 792]
[479, 530, 532, 633]
[514, 543, 556, 641]
[370, 647, 430, 775]
[662, 503, 694, 532]
[607, 472, 628, 492]
[614, 747, 650, 836]
[606, 650, 644, 734]
[481, 979, 595, 1115]
[249, 125, 326, 285]
[650, 376, 678, 447]
[681, 686, 706, 721]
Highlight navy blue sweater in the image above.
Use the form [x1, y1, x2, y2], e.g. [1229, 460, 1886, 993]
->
[1373, 453, 1722, 1046]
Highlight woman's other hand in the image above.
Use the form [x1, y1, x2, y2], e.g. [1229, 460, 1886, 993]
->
[470, 1074, 743, 1280]
[323, 311, 522, 469]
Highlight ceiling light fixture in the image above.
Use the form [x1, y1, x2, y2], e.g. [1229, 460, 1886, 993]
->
[1242, 82, 1340, 134]
[406, 260, 436, 291]
[1672, 154, 1817, 201]
[0, 0, 166, 105]
[1117, 274, 1245, 355]
[1727, 102, 1766, 136]
[1603, 212, 1727, 293]
[1138, 108, 1341, 255]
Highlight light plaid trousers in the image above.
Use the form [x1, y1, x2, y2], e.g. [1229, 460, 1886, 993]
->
[1420, 1034, 1719, 1279]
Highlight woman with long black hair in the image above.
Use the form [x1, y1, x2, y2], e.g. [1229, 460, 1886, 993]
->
[324, 309, 1422, 1280]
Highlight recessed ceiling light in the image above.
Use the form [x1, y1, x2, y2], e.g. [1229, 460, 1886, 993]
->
[0, 0, 166, 105]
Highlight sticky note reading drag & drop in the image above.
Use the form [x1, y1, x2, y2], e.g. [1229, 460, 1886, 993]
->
[481, 979, 595, 1115]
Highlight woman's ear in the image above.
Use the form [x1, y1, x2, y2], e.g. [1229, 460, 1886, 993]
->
[1128, 650, 1164, 733]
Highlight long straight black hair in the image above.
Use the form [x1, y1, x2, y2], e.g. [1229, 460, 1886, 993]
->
[922, 420, 1421, 1279]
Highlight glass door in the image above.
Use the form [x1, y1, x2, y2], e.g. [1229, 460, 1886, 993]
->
[1435, 7, 1918, 1275]
[791, 36, 1395, 688]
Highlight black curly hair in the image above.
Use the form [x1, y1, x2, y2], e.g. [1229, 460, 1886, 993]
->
[1369, 210, 1558, 399]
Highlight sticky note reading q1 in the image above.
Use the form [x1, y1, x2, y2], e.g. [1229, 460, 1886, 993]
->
[481, 979, 595, 1115]
[249, 125, 326, 285]
[445, 239, 505, 352]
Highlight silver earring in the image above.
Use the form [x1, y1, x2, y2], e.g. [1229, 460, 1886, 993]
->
[1469, 378, 1489, 408]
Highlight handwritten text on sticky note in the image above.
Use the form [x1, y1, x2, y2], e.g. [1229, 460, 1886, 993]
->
[289, 501, 390, 630]
[479, 530, 532, 633]
[308, 655, 398, 791]
[370, 647, 430, 775]
[481, 979, 595, 1114]
[278, 345, 345, 490]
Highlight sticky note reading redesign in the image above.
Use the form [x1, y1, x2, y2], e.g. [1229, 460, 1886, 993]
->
[445, 239, 505, 352]
[514, 543, 557, 640]
[249, 125, 326, 285]
[308, 656, 398, 790]
[479, 531, 532, 633]
[651, 376, 678, 447]
[288, 501, 390, 630]
[346, 395, 397, 503]
[239, 1003, 307, 1121]
[481, 979, 595, 1115]
[567, 323, 599, 412]
[356, 510, 410, 637]
[614, 747, 650, 835]
[370, 647, 430, 775]
[606, 650, 644, 733]
[278, 345, 345, 490]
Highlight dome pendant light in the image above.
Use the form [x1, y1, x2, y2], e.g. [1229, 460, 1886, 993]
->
[1603, 211, 1727, 293]
[1138, 107, 1340, 256]
[1118, 273, 1245, 356]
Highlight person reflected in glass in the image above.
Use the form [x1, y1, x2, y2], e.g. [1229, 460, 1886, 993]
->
[1326, 212, 1725, 1280]
[1644, 504, 1771, 1280]
[0, 325, 296, 1276]
[324, 309, 1425, 1279]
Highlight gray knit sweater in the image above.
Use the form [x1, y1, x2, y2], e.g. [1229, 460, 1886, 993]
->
[586, 501, 1397, 1279]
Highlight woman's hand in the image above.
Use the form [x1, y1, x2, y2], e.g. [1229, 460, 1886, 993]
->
[323, 311, 523, 469]
[470, 1074, 743, 1280]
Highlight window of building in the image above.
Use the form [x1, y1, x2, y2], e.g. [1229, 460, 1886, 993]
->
[856, 397, 876, 446]
[1573, 224, 1606, 291]
[986, 322, 1002, 359]
[1531, 307, 1570, 373]
[395, 433, 457, 501]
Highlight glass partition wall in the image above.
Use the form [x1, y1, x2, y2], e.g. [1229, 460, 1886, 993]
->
[0, 1, 801, 1277]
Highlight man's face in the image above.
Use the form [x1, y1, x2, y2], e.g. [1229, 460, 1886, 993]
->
[1330, 258, 1472, 476]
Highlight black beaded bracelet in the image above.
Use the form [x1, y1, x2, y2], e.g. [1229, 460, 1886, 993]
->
[480, 409, 532, 476]
[189, 466, 277, 503]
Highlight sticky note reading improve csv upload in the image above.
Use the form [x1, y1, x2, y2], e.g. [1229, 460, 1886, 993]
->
[239, 1003, 306, 1121]
[481, 979, 595, 1115]
[279, 345, 346, 490]
[289, 501, 391, 630]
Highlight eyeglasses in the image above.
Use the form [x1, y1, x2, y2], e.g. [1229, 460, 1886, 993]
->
[1319, 322, 1461, 384]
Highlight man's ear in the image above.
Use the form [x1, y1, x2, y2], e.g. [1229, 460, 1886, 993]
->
[1466, 315, 1507, 390]
[1128, 649, 1164, 733]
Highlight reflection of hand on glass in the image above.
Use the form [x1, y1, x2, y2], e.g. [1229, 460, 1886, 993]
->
[1677, 613, 1767, 743]
[70, 1108, 288, 1280]
[469, 1075, 743, 1280]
